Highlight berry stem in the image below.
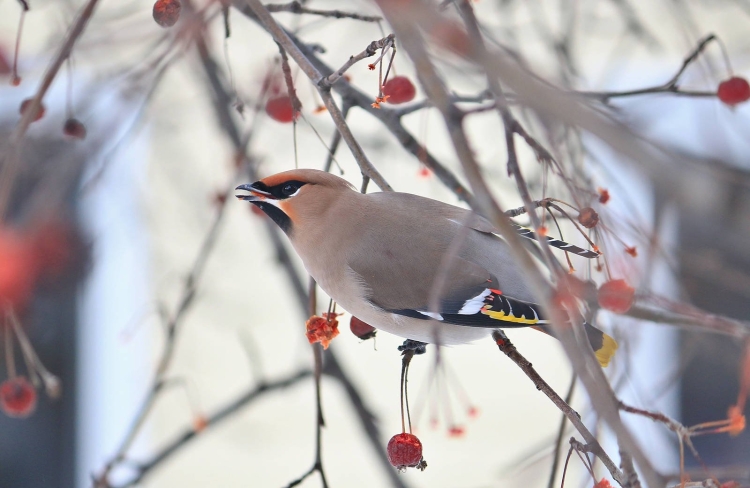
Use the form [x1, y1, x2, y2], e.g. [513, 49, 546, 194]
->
[8, 309, 59, 395]
[4, 319, 16, 379]
[12, 10, 25, 84]
[399, 350, 413, 434]
[714, 36, 734, 77]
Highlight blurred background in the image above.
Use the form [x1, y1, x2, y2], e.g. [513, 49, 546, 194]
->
[1, 1, 749, 487]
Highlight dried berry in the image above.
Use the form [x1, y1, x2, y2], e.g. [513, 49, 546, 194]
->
[350, 316, 376, 340]
[578, 207, 599, 229]
[153, 0, 181, 27]
[305, 314, 340, 349]
[0, 377, 37, 418]
[383, 76, 416, 104]
[387, 433, 425, 470]
[19, 98, 45, 122]
[597, 279, 635, 314]
[597, 188, 610, 204]
[717, 76, 750, 106]
[63, 118, 86, 139]
[265, 95, 298, 123]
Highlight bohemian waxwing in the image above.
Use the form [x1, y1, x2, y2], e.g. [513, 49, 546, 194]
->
[236, 169, 617, 366]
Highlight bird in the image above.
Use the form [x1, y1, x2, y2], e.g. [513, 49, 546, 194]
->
[236, 169, 617, 367]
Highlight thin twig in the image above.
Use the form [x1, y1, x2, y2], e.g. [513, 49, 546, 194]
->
[492, 330, 627, 486]
[322, 34, 395, 86]
[242, 0, 393, 191]
[0, 0, 102, 219]
[113, 370, 313, 488]
[547, 374, 576, 488]
[265, 1, 382, 22]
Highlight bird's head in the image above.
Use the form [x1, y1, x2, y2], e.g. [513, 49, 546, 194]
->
[235, 169, 355, 235]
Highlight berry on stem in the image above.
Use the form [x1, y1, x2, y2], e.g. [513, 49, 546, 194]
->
[597, 279, 635, 314]
[19, 98, 45, 122]
[578, 207, 599, 229]
[717, 77, 750, 106]
[153, 0, 181, 28]
[63, 118, 86, 139]
[0, 228, 39, 309]
[383, 76, 416, 104]
[350, 316, 376, 340]
[305, 313, 340, 349]
[0, 377, 37, 418]
[387, 433, 425, 470]
[265, 95, 298, 123]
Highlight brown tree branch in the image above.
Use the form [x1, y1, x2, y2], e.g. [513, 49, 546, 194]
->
[492, 330, 626, 485]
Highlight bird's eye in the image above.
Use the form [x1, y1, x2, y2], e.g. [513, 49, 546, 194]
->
[281, 183, 298, 196]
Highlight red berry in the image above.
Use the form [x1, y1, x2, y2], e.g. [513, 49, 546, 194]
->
[0, 377, 37, 418]
[597, 188, 610, 204]
[387, 433, 424, 469]
[350, 316, 376, 340]
[63, 118, 86, 139]
[265, 96, 298, 123]
[19, 98, 45, 122]
[152, 0, 181, 28]
[717, 77, 750, 106]
[0, 228, 39, 309]
[383, 76, 416, 104]
[597, 279, 635, 314]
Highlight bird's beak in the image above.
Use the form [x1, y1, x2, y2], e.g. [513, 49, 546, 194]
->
[235, 183, 272, 201]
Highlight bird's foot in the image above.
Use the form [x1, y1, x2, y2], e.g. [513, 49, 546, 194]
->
[398, 339, 427, 355]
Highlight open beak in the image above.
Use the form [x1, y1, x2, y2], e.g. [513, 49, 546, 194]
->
[235, 183, 272, 201]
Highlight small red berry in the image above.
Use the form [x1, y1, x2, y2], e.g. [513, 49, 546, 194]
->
[265, 95, 298, 123]
[0, 377, 37, 418]
[0, 228, 39, 309]
[578, 207, 599, 229]
[594, 479, 613, 488]
[350, 316, 376, 340]
[383, 76, 416, 104]
[597, 279, 635, 314]
[597, 188, 610, 204]
[717, 77, 750, 106]
[19, 98, 45, 122]
[387, 433, 424, 470]
[153, 0, 181, 27]
[63, 118, 86, 139]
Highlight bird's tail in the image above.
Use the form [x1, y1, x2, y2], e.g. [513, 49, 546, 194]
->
[583, 322, 618, 368]
[532, 322, 618, 367]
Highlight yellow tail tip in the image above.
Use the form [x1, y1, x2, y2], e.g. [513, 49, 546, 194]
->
[595, 333, 618, 368]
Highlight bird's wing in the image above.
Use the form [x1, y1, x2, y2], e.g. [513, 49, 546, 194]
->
[387, 288, 550, 329]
